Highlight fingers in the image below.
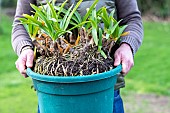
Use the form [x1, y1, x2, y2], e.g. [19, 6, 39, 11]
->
[15, 49, 34, 77]
[114, 43, 134, 76]
[121, 57, 134, 75]
[121, 62, 126, 74]
[26, 53, 34, 68]
[15, 56, 27, 77]
[114, 53, 121, 66]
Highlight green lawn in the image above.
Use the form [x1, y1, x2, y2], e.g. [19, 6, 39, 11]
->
[0, 13, 170, 113]
[0, 14, 37, 113]
[122, 21, 170, 96]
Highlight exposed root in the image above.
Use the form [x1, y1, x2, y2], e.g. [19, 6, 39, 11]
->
[33, 28, 118, 76]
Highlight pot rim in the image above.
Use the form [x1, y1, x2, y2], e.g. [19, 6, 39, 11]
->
[26, 65, 122, 83]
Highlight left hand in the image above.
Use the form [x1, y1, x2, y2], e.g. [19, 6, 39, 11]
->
[114, 43, 134, 75]
[15, 48, 34, 78]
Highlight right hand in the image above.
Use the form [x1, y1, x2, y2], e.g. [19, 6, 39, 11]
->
[114, 43, 134, 75]
[15, 49, 34, 77]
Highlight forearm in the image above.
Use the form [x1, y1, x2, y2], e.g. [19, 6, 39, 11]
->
[115, 0, 143, 55]
[11, 0, 36, 56]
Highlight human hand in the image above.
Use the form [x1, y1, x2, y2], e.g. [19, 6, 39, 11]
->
[114, 43, 134, 75]
[15, 48, 34, 78]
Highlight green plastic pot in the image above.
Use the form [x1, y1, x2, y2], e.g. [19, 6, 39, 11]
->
[26, 65, 122, 113]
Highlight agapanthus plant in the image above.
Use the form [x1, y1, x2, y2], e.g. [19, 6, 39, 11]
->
[19, 0, 129, 76]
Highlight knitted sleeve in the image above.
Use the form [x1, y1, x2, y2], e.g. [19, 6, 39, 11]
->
[116, 0, 144, 55]
[11, 0, 36, 56]
[12, 0, 143, 56]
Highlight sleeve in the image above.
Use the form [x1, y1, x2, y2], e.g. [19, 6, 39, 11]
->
[115, 0, 144, 56]
[11, 0, 36, 56]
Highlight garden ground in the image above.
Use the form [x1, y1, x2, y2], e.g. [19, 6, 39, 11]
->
[123, 91, 170, 113]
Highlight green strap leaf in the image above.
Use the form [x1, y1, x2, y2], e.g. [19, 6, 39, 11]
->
[100, 50, 107, 59]
[47, 1, 60, 29]
[74, 11, 82, 24]
[83, 0, 99, 21]
[102, 7, 109, 22]
[22, 14, 42, 26]
[61, 4, 74, 29]
[118, 25, 128, 38]
[56, 0, 68, 20]
[110, 19, 122, 36]
[90, 19, 98, 46]
[68, 21, 91, 31]
[54, 6, 81, 24]
[30, 4, 53, 38]
[109, 9, 115, 18]
[98, 28, 107, 59]
[98, 28, 103, 49]
[64, 0, 83, 30]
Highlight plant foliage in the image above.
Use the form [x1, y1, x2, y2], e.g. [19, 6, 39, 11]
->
[19, 0, 129, 76]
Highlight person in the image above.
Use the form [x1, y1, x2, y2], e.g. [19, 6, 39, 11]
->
[12, 0, 143, 113]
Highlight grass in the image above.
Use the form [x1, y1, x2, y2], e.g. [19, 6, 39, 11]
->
[122, 22, 170, 96]
[0, 14, 37, 113]
[0, 71, 37, 113]
[0, 14, 17, 74]
[0, 13, 170, 113]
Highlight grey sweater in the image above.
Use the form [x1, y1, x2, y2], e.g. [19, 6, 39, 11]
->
[11, 0, 143, 89]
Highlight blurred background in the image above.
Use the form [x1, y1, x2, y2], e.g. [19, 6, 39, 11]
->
[0, 0, 170, 113]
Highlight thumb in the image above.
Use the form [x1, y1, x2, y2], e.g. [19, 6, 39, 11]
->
[26, 53, 34, 68]
[114, 54, 121, 66]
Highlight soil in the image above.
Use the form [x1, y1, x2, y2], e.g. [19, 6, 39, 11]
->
[123, 92, 170, 113]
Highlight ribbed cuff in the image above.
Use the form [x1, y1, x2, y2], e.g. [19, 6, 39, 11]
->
[16, 40, 33, 56]
[120, 36, 140, 56]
